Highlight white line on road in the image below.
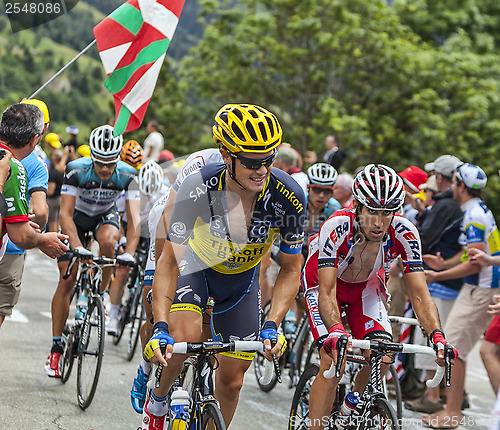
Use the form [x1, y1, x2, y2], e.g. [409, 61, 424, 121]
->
[5, 309, 29, 323]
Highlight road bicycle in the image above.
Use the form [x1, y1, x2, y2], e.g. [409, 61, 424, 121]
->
[111, 238, 148, 361]
[289, 336, 453, 430]
[146, 340, 278, 430]
[253, 302, 315, 392]
[59, 252, 117, 409]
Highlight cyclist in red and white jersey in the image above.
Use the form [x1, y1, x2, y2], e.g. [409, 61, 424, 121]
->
[302, 164, 458, 430]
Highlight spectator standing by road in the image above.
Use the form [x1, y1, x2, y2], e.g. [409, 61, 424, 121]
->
[423, 163, 498, 428]
[322, 134, 345, 170]
[332, 173, 354, 208]
[0, 103, 68, 329]
[405, 155, 464, 414]
[47, 150, 65, 232]
[143, 120, 164, 162]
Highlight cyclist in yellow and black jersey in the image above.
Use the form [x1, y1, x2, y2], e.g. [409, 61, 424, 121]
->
[141, 104, 306, 429]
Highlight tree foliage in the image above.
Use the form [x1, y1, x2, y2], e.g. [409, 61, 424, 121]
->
[153, 0, 500, 214]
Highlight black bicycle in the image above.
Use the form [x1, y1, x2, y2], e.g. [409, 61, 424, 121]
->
[289, 337, 451, 430]
[59, 252, 117, 409]
[148, 340, 276, 429]
[111, 239, 148, 361]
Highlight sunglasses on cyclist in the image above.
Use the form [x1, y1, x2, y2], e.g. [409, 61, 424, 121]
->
[92, 155, 118, 168]
[230, 151, 276, 170]
[310, 186, 333, 196]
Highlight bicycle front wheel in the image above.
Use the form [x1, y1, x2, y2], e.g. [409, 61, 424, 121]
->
[363, 397, 400, 430]
[289, 363, 318, 430]
[77, 296, 105, 409]
[200, 402, 226, 429]
[127, 283, 144, 361]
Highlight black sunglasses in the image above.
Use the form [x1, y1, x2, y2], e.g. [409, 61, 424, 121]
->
[230, 151, 276, 170]
[310, 186, 333, 195]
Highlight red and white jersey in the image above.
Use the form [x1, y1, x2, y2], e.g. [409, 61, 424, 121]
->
[302, 209, 423, 342]
[304, 209, 423, 293]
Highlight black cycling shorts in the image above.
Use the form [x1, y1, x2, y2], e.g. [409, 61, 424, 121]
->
[58, 206, 121, 262]
[171, 247, 261, 357]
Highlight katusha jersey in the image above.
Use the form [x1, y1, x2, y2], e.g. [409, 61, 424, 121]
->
[61, 158, 139, 217]
[314, 209, 423, 289]
[168, 163, 306, 274]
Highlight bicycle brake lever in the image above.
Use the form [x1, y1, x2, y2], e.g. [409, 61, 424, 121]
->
[270, 337, 282, 384]
[335, 335, 348, 379]
[63, 254, 77, 280]
[155, 343, 167, 389]
[444, 344, 453, 387]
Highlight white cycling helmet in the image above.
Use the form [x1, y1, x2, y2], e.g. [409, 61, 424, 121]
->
[139, 160, 164, 196]
[89, 125, 123, 161]
[455, 163, 487, 190]
[352, 164, 405, 211]
[307, 163, 338, 187]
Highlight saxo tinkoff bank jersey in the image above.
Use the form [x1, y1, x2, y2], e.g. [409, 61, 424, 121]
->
[168, 163, 306, 274]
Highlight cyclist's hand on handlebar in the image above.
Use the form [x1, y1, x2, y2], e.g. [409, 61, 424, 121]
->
[75, 246, 93, 261]
[116, 252, 135, 267]
[260, 321, 287, 360]
[430, 329, 459, 366]
[144, 322, 174, 366]
[323, 323, 352, 360]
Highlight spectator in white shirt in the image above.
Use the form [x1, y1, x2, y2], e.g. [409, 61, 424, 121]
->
[143, 120, 164, 162]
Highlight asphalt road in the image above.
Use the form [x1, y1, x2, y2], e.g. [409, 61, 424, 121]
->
[0, 250, 497, 429]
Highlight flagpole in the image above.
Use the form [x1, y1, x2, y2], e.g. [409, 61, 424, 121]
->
[28, 39, 97, 99]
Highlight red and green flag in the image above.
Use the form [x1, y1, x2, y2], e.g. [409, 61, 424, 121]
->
[93, 0, 185, 135]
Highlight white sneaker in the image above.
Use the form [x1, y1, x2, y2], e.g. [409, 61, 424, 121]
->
[107, 317, 119, 336]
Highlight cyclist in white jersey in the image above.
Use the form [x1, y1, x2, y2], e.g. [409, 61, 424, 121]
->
[45, 125, 141, 377]
[130, 148, 222, 413]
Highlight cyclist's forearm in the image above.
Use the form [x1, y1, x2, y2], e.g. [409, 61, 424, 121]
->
[59, 214, 81, 250]
[267, 263, 300, 325]
[405, 272, 442, 334]
[124, 221, 140, 255]
[152, 243, 180, 324]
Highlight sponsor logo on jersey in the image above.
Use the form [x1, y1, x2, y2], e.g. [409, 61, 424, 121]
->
[275, 180, 304, 213]
[171, 221, 187, 237]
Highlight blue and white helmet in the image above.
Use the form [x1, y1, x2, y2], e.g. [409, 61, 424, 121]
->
[89, 125, 123, 161]
[307, 163, 338, 187]
[455, 163, 487, 190]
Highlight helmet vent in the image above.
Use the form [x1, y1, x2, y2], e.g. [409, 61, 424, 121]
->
[233, 108, 243, 121]
[248, 109, 259, 118]
[246, 121, 258, 141]
[231, 122, 245, 140]
[266, 117, 275, 137]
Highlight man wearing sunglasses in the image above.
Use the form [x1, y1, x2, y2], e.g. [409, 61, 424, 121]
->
[45, 125, 141, 377]
[142, 104, 306, 429]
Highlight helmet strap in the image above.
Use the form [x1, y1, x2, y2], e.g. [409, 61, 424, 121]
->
[227, 154, 247, 190]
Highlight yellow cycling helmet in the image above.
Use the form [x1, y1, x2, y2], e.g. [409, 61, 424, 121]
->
[212, 104, 282, 153]
[21, 99, 50, 123]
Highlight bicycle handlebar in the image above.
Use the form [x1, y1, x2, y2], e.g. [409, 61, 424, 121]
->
[388, 316, 420, 325]
[62, 252, 135, 279]
[323, 338, 446, 388]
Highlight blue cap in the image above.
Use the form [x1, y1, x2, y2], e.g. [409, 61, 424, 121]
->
[65, 125, 79, 135]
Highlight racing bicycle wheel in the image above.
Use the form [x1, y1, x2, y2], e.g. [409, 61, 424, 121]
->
[127, 282, 144, 361]
[77, 296, 105, 409]
[200, 401, 227, 429]
[361, 397, 400, 430]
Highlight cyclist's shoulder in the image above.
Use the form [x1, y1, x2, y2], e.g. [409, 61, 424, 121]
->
[319, 209, 354, 237]
[267, 169, 306, 210]
[66, 157, 91, 172]
[116, 160, 138, 177]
